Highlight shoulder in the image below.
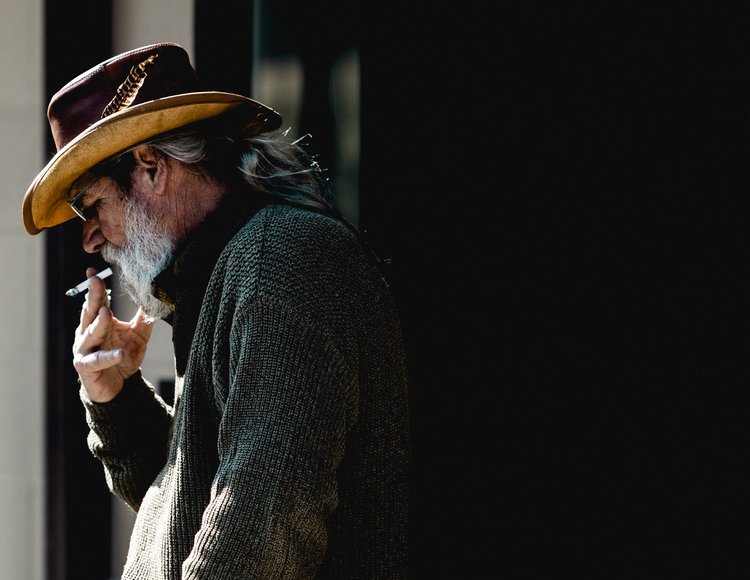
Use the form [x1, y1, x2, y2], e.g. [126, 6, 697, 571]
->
[216, 203, 375, 300]
[250, 203, 355, 243]
[228, 203, 362, 265]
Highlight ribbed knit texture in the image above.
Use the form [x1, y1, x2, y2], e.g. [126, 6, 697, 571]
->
[81, 194, 410, 579]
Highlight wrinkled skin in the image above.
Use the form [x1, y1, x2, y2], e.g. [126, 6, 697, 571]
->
[72, 267, 154, 402]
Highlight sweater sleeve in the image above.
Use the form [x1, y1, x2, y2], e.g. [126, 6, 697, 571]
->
[81, 371, 173, 510]
[182, 298, 357, 579]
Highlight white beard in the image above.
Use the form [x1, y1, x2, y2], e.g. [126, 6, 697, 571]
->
[102, 196, 175, 320]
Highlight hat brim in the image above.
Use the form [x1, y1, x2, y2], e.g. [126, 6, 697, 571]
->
[23, 91, 281, 234]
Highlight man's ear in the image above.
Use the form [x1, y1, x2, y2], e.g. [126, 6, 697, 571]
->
[131, 145, 169, 196]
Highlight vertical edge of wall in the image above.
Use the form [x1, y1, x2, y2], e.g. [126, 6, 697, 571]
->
[43, 2, 113, 578]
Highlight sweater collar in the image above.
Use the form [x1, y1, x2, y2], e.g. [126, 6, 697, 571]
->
[152, 188, 265, 316]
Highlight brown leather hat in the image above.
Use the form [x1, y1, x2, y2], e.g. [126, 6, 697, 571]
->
[23, 42, 282, 235]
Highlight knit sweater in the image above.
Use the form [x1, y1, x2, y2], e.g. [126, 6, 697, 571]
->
[81, 192, 410, 579]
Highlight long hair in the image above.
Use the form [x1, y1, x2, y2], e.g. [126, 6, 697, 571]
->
[143, 125, 334, 213]
[108, 122, 385, 274]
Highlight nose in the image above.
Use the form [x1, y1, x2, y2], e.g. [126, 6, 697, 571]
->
[82, 219, 106, 253]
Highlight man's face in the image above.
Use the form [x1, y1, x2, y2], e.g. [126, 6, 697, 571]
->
[76, 173, 129, 251]
[78, 173, 175, 318]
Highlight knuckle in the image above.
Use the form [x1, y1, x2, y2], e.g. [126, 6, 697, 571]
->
[72, 354, 85, 370]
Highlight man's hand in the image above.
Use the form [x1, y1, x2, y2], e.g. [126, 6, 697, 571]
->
[73, 268, 154, 402]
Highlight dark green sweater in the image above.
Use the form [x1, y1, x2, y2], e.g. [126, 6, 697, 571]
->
[81, 194, 410, 579]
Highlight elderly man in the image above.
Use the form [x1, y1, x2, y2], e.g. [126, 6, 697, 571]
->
[23, 43, 409, 579]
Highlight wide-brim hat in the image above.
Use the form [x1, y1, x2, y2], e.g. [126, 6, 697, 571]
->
[23, 42, 282, 235]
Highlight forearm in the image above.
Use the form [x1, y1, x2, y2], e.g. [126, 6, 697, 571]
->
[82, 370, 172, 510]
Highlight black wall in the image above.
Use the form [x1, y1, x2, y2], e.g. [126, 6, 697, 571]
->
[359, 5, 750, 577]
[44, 4, 113, 579]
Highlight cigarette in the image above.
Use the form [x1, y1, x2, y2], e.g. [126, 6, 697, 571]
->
[65, 267, 113, 297]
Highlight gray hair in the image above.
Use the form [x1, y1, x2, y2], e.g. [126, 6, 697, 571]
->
[144, 127, 332, 212]
[107, 123, 385, 276]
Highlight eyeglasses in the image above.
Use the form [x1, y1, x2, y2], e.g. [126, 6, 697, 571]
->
[68, 155, 126, 222]
[68, 175, 102, 222]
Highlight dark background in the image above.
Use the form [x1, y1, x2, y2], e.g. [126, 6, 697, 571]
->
[43, 3, 749, 578]
[363, 5, 750, 575]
